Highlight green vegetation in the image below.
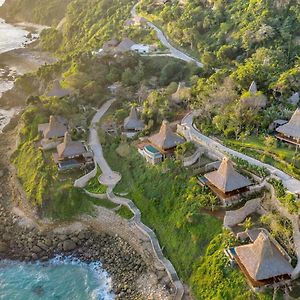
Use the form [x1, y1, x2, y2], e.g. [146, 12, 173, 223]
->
[224, 135, 300, 179]
[100, 133, 273, 299]
[268, 178, 299, 214]
[190, 231, 274, 300]
[116, 205, 134, 220]
[0, 0, 71, 26]
[85, 170, 107, 194]
[233, 156, 269, 179]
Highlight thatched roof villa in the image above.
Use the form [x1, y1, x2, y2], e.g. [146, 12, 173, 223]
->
[138, 120, 185, 164]
[149, 120, 185, 151]
[233, 231, 293, 288]
[42, 115, 68, 140]
[124, 106, 144, 132]
[276, 108, 300, 145]
[202, 157, 252, 205]
[54, 132, 93, 171]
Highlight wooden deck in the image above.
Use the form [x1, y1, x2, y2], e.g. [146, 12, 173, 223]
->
[276, 133, 300, 146]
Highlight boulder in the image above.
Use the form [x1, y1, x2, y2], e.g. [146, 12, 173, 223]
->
[63, 240, 76, 252]
[0, 241, 8, 253]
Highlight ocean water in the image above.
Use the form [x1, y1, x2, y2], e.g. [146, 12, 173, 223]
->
[0, 0, 30, 130]
[0, 256, 115, 300]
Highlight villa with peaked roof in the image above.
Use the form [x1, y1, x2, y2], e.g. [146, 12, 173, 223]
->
[232, 230, 293, 289]
[276, 108, 300, 146]
[123, 106, 144, 132]
[38, 115, 68, 150]
[53, 132, 93, 171]
[138, 120, 185, 164]
[200, 157, 252, 205]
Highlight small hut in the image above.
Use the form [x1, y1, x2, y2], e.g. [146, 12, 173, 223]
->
[43, 115, 68, 140]
[276, 108, 300, 145]
[124, 106, 144, 132]
[149, 120, 185, 151]
[204, 157, 251, 204]
[234, 231, 293, 287]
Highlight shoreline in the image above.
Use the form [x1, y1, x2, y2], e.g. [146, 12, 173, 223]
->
[0, 126, 174, 299]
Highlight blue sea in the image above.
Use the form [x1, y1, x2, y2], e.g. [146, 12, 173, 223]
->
[0, 256, 115, 300]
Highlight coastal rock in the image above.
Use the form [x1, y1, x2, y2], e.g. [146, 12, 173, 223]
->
[63, 240, 77, 251]
[0, 241, 8, 253]
[32, 245, 42, 253]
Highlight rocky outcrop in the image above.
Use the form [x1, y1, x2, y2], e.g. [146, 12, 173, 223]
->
[0, 204, 156, 299]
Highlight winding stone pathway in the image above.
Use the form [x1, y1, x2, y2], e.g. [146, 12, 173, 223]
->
[131, 2, 203, 68]
[88, 100, 185, 300]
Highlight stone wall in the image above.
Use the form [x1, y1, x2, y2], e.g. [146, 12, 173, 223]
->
[74, 160, 97, 188]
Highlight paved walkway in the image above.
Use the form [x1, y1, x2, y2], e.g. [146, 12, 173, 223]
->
[89, 99, 121, 186]
[131, 2, 203, 68]
[181, 112, 300, 194]
[88, 100, 184, 300]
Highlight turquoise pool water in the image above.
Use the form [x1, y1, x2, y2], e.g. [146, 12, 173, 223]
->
[0, 256, 114, 300]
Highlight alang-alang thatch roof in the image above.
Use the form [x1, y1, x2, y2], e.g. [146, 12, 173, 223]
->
[43, 115, 68, 139]
[235, 232, 293, 281]
[149, 120, 185, 150]
[276, 108, 300, 140]
[124, 106, 144, 131]
[205, 157, 251, 193]
[57, 132, 86, 160]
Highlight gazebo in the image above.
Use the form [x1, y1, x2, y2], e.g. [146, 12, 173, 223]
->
[276, 108, 300, 146]
[203, 157, 252, 204]
[123, 106, 144, 132]
[234, 231, 293, 288]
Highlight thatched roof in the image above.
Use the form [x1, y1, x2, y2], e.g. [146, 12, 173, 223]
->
[46, 80, 71, 98]
[205, 157, 251, 193]
[115, 38, 135, 53]
[249, 81, 258, 94]
[57, 132, 86, 160]
[43, 115, 68, 139]
[124, 106, 144, 131]
[149, 120, 185, 150]
[277, 108, 300, 139]
[235, 232, 293, 281]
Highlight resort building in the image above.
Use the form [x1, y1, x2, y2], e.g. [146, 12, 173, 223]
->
[38, 115, 68, 150]
[123, 106, 144, 133]
[115, 38, 136, 53]
[276, 108, 300, 146]
[231, 230, 293, 289]
[54, 132, 93, 171]
[138, 120, 185, 164]
[201, 157, 252, 206]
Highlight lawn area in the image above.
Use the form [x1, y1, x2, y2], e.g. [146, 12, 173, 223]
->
[85, 169, 107, 194]
[100, 134, 275, 299]
[116, 205, 134, 219]
[222, 135, 300, 179]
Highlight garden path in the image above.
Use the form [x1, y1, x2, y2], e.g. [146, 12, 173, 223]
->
[130, 2, 203, 67]
[88, 100, 185, 300]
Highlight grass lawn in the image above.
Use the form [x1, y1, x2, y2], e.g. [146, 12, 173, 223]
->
[222, 135, 300, 179]
[116, 205, 134, 219]
[100, 133, 275, 299]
